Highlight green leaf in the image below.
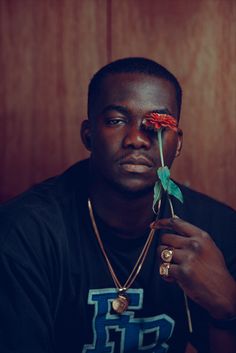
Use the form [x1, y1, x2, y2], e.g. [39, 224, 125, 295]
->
[153, 181, 162, 212]
[157, 166, 170, 191]
[167, 179, 184, 203]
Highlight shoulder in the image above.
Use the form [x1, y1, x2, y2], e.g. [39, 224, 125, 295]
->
[0, 159, 89, 263]
[174, 183, 236, 243]
[0, 158, 89, 216]
[179, 184, 236, 223]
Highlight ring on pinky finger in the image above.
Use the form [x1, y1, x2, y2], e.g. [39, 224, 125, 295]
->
[159, 262, 170, 277]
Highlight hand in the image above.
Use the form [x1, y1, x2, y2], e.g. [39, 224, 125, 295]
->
[152, 217, 236, 320]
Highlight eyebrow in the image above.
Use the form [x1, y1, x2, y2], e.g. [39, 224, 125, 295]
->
[100, 105, 173, 117]
[101, 105, 131, 116]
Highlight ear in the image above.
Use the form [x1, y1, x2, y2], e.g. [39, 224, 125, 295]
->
[175, 129, 183, 158]
[80, 119, 92, 151]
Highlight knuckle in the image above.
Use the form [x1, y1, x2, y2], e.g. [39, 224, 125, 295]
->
[189, 239, 202, 253]
[200, 230, 209, 239]
[179, 264, 193, 279]
[186, 251, 195, 262]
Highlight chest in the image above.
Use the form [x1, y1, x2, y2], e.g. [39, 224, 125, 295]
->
[54, 223, 189, 353]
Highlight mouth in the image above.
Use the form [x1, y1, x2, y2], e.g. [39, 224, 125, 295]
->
[119, 156, 154, 173]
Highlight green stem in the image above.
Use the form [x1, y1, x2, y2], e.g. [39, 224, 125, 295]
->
[167, 195, 175, 217]
[158, 128, 164, 167]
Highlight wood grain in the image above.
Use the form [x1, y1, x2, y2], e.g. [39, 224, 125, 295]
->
[0, 0, 107, 200]
[0, 0, 235, 211]
[110, 0, 236, 209]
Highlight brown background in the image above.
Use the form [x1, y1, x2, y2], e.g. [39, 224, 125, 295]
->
[0, 0, 235, 211]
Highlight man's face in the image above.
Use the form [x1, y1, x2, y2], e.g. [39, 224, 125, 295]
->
[84, 72, 181, 194]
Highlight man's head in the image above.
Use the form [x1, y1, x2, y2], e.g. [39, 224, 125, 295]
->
[81, 57, 183, 195]
[87, 57, 182, 120]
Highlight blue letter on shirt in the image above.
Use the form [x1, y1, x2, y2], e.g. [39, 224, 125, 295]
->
[82, 288, 174, 353]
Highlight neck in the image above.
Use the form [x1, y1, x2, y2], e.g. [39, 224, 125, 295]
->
[89, 178, 155, 239]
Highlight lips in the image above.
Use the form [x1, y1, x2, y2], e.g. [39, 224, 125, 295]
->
[119, 155, 154, 173]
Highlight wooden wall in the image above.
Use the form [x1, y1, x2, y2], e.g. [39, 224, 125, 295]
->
[0, 0, 235, 211]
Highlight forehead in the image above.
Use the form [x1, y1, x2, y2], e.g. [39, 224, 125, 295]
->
[92, 72, 178, 118]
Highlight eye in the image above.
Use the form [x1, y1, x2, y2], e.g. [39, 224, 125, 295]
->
[104, 116, 127, 126]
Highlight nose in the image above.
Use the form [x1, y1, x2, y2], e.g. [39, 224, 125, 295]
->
[122, 122, 151, 150]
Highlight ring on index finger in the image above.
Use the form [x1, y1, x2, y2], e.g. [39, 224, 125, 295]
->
[160, 248, 174, 263]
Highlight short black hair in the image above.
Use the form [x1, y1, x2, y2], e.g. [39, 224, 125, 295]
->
[87, 57, 182, 118]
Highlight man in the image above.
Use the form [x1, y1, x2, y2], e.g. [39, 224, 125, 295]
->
[0, 57, 235, 353]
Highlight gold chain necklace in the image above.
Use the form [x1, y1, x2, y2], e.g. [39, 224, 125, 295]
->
[88, 198, 159, 314]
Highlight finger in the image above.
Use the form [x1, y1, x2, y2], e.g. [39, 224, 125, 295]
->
[159, 233, 189, 249]
[159, 232, 214, 261]
[155, 217, 209, 239]
[158, 246, 186, 265]
[159, 262, 180, 282]
[159, 262, 177, 282]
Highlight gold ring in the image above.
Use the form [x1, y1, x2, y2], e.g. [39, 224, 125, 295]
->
[159, 263, 170, 277]
[161, 248, 174, 263]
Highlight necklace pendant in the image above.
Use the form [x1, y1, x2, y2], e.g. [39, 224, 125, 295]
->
[112, 294, 129, 314]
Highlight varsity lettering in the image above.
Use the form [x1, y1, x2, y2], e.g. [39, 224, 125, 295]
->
[82, 288, 175, 353]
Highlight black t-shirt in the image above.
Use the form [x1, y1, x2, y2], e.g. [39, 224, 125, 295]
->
[0, 159, 235, 353]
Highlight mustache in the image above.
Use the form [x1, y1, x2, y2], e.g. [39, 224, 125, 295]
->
[116, 153, 156, 167]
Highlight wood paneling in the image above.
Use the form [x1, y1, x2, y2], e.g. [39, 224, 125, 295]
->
[0, 0, 235, 211]
[0, 0, 107, 200]
[110, 0, 236, 209]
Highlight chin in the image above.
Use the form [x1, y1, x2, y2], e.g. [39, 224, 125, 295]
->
[109, 178, 154, 198]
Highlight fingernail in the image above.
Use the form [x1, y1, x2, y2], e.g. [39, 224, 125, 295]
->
[150, 221, 155, 229]
[150, 221, 161, 229]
